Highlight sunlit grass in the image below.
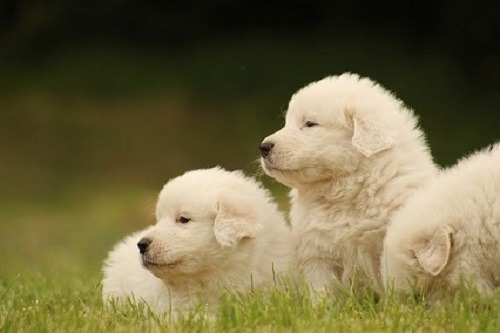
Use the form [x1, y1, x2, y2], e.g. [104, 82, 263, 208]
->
[1, 272, 498, 332]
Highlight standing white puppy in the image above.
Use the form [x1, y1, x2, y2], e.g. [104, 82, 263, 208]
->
[260, 73, 437, 292]
[102, 167, 291, 313]
[382, 143, 500, 297]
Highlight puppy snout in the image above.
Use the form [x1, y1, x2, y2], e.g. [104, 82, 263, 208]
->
[260, 141, 275, 158]
[137, 237, 152, 254]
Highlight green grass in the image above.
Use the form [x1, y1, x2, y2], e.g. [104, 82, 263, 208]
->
[1, 273, 498, 332]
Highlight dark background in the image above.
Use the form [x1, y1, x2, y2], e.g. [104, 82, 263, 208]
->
[0, 1, 498, 277]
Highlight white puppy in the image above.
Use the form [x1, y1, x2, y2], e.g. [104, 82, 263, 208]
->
[102, 167, 291, 313]
[382, 143, 500, 297]
[260, 73, 437, 292]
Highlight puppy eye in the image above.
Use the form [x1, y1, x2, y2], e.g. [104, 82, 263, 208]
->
[177, 216, 191, 224]
[305, 121, 318, 128]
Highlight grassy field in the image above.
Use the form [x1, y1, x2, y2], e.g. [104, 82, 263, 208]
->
[1, 272, 499, 332]
[0, 40, 498, 331]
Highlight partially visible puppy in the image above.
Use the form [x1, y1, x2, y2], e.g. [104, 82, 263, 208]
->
[260, 73, 438, 292]
[382, 143, 500, 298]
[102, 167, 291, 313]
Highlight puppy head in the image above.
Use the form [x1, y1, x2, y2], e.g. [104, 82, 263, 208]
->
[140, 167, 264, 281]
[382, 222, 454, 294]
[261, 73, 403, 187]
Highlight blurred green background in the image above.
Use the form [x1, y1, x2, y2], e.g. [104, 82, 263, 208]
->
[0, 1, 498, 279]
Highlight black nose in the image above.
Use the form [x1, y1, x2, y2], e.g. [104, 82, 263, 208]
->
[137, 238, 152, 254]
[260, 141, 275, 158]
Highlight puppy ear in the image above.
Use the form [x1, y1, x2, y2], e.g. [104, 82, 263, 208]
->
[412, 225, 453, 276]
[347, 109, 393, 157]
[214, 193, 262, 247]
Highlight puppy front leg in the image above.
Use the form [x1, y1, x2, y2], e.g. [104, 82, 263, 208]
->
[300, 258, 341, 294]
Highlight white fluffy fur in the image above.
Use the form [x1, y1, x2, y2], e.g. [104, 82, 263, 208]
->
[261, 73, 437, 292]
[102, 167, 291, 313]
[382, 143, 500, 297]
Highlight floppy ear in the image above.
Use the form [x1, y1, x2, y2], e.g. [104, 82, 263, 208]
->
[347, 109, 393, 157]
[412, 225, 453, 276]
[213, 193, 262, 247]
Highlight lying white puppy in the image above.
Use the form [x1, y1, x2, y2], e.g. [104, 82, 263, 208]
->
[382, 143, 500, 297]
[260, 73, 437, 292]
[102, 167, 291, 313]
